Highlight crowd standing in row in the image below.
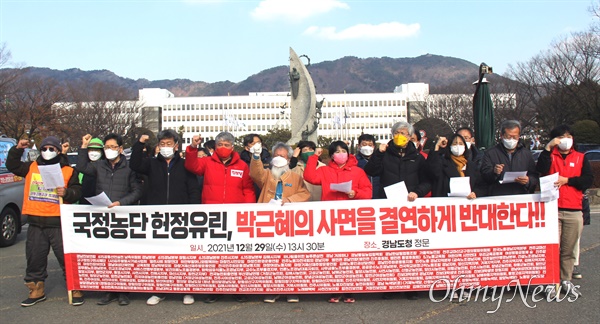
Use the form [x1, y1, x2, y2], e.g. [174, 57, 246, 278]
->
[6, 119, 592, 307]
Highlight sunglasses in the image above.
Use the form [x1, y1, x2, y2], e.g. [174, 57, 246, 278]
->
[41, 147, 56, 152]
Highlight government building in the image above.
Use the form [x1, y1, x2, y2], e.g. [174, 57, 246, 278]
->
[138, 83, 429, 148]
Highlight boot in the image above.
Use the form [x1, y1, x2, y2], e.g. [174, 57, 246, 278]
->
[21, 281, 46, 307]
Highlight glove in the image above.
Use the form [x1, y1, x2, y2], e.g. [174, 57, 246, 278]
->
[250, 143, 262, 156]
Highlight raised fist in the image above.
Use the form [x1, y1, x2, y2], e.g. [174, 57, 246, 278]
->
[139, 134, 150, 143]
[81, 134, 92, 148]
[250, 143, 262, 156]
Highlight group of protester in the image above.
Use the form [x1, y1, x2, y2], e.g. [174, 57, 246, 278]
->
[6, 119, 592, 307]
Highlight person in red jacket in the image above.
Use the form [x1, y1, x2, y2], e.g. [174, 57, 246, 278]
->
[536, 125, 593, 299]
[185, 131, 255, 304]
[303, 140, 371, 304]
[303, 140, 372, 202]
[185, 132, 255, 204]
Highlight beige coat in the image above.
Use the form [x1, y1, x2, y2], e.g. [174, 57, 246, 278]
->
[291, 160, 324, 201]
[250, 158, 311, 203]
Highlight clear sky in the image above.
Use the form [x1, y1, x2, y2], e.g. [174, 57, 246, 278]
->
[0, 0, 596, 83]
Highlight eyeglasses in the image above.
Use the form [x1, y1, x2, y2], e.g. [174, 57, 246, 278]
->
[104, 145, 120, 150]
[41, 147, 56, 152]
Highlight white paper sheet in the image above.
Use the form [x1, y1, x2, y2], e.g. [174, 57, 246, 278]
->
[499, 171, 527, 184]
[448, 177, 471, 197]
[540, 173, 560, 202]
[85, 192, 113, 206]
[384, 181, 409, 202]
[37, 164, 65, 189]
[330, 180, 352, 193]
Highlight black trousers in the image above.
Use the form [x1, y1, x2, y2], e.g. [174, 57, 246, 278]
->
[24, 224, 65, 282]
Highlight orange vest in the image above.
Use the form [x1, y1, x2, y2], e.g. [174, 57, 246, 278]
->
[22, 162, 74, 217]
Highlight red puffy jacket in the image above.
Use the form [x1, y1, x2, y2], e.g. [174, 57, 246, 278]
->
[185, 146, 255, 204]
[303, 154, 372, 201]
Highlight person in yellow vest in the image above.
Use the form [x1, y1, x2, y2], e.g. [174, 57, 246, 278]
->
[6, 136, 83, 307]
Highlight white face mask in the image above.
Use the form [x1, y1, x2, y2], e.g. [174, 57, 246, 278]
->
[271, 156, 289, 168]
[558, 138, 573, 151]
[88, 151, 102, 161]
[450, 145, 465, 157]
[359, 146, 374, 156]
[502, 138, 518, 150]
[41, 150, 58, 160]
[160, 147, 175, 159]
[104, 148, 120, 160]
[465, 142, 472, 149]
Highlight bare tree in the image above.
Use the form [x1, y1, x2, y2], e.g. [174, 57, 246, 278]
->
[52, 80, 142, 147]
[0, 74, 65, 141]
[505, 30, 600, 136]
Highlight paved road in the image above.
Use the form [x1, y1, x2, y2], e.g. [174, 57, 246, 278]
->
[1, 210, 598, 324]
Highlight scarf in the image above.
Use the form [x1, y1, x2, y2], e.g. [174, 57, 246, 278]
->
[450, 154, 467, 177]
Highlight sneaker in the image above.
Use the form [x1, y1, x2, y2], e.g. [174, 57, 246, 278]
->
[561, 281, 582, 298]
[146, 295, 165, 305]
[183, 294, 195, 305]
[118, 293, 130, 306]
[21, 295, 47, 307]
[97, 292, 118, 305]
[204, 294, 219, 303]
[263, 295, 280, 303]
[287, 295, 299, 303]
[572, 266, 582, 279]
[545, 284, 557, 299]
[71, 290, 85, 306]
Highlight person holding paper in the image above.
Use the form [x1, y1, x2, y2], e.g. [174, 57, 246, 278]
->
[480, 120, 539, 196]
[77, 133, 143, 306]
[303, 140, 372, 202]
[303, 140, 371, 303]
[536, 125, 593, 298]
[427, 133, 486, 198]
[363, 121, 431, 203]
[6, 136, 83, 307]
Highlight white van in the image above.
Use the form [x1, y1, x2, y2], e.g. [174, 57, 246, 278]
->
[0, 136, 27, 247]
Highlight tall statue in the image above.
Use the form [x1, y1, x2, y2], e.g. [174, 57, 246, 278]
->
[288, 47, 319, 145]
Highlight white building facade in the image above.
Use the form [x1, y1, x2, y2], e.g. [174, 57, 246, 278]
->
[139, 83, 430, 148]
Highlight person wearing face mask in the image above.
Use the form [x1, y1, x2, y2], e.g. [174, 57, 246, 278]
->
[303, 140, 371, 304]
[77, 137, 104, 205]
[303, 140, 372, 202]
[427, 133, 487, 198]
[536, 125, 593, 299]
[185, 131, 255, 304]
[130, 130, 201, 306]
[250, 142, 310, 205]
[290, 141, 324, 201]
[239, 133, 271, 167]
[249, 142, 310, 304]
[363, 121, 432, 203]
[480, 120, 539, 196]
[355, 134, 380, 199]
[77, 133, 143, 306]
[456, 127, 483, 164]
[6, 136, 83, 307]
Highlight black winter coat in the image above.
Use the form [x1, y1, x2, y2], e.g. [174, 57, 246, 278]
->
[129, 141, 201, 205]
[480, 142, 539, 196]
[363, 140, 431, 198]
[76, 149, 143, 205]
[427, 150, 487, 198]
